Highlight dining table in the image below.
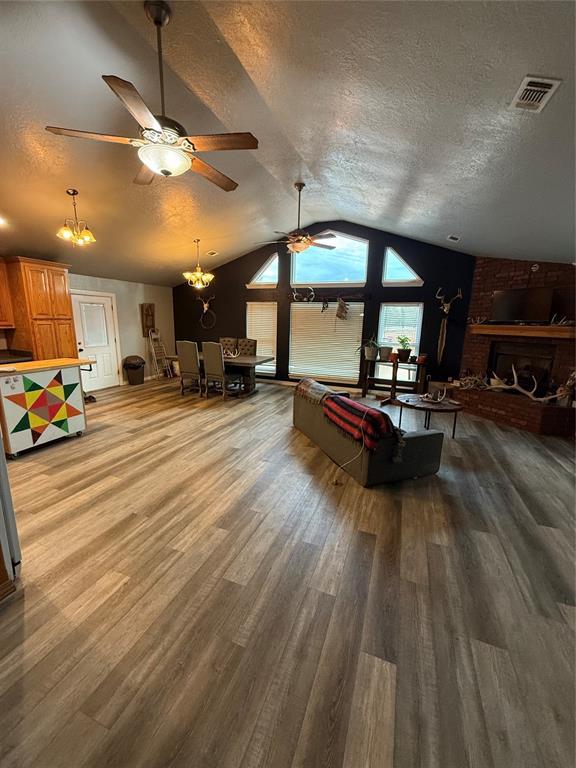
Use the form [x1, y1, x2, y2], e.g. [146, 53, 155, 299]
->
[197, 353, 274, 396]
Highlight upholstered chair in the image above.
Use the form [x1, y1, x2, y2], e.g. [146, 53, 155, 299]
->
[237, 338, 257, 356]
[176, 341, 202, 396]
[219, 337, 238, 355]
[202, 342, 242, 398]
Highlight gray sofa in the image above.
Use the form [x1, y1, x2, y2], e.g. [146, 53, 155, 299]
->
[293, 384, 444, 486]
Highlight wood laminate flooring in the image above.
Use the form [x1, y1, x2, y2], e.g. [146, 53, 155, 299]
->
[0, 380, 574, 768]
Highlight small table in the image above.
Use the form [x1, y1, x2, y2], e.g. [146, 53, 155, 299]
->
[395, 393, 463, 438]
[361, 358, 427, 398]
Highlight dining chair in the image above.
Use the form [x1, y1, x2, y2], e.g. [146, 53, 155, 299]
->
[237, 338, 257, 356]
[219, 337, 238, 355]
[176, 340, 202, 396]
[236, 339, 257, 392]
[202, 342, 242, 399]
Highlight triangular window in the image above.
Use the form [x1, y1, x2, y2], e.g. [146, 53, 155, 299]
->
[382, 248, 423, 286]
[247, 253, 279, 288]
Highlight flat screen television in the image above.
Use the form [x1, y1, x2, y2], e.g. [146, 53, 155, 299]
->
[491, 288, 554, 323]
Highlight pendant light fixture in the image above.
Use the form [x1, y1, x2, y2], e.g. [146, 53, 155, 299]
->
[183, 239, 214, 289]
[56, 189, 96, 246]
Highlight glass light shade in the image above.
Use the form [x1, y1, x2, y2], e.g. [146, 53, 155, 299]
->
[202, 272, 214, 286]
[57, 225, 74, 241]
[80, 227, 96, 244]
[287, 240, 310, 253]
[138, 144, 191, 177]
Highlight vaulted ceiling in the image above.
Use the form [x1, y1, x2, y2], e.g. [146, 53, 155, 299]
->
[0, 1, 573, 286]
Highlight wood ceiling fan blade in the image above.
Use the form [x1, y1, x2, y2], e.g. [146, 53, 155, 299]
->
[133, 164, 156, 185]
[254, 241, 284, 245]
[182, 133, 258, 152]
[309, 242, 336, 250]
[45, 126, 135, 144]
[190, 157, 238, 191]
[273, 231, 292, 236]
[102, 75, 162, 132]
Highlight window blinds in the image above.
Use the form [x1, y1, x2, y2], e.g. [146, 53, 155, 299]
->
[377, 303, 424, 353]
[246, 302, 277, 375]
[289, 302, 364, 383]
[376, 303, 424, 382]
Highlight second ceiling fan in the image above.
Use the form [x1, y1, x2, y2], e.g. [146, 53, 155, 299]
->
[257, 182, 336, 252]
[46, 0, 257, 191]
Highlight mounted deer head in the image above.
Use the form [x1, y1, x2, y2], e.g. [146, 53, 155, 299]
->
[436, 287, 462, 315]
[197, 294, 215, 314]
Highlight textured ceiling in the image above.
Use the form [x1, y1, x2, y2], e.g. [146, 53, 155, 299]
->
[0, 1, 573, 286]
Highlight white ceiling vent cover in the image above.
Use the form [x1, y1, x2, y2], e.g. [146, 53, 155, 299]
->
[511, 76, 562, 113]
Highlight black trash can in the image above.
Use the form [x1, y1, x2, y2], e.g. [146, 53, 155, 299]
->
[123, 355, 146, 385]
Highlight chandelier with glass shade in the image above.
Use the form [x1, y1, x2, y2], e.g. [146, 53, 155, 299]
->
[56, 189, 96, 247]
[183, 239, 214, 289]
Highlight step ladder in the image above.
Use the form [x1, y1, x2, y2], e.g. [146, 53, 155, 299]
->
[149, 328, 174, 379]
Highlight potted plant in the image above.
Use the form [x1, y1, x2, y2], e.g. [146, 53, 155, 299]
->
[378, 344, 393, 361]
[357, 337, 380, 361]
[396, 335, 412, 363]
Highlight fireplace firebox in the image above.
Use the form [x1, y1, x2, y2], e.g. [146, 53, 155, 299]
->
[488, 341, 555, 396]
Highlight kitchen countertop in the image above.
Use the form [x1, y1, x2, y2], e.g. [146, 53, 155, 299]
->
[0, 358, 93, 375]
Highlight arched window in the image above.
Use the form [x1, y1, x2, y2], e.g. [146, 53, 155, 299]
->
[291, 232, 368, 287]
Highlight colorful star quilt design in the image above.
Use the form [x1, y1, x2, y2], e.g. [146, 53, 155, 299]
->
[6, 371, 82, 444]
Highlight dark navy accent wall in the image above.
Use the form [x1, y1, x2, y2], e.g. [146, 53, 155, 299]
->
[173, 220, 476, 384]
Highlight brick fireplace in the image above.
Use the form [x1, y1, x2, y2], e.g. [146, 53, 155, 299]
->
[458, 257, 575, 436]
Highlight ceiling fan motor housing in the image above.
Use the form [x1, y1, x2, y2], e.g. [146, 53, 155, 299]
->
[144, 0, 171, 27]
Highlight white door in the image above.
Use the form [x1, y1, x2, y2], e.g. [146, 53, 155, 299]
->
[71, 293, 120, 391]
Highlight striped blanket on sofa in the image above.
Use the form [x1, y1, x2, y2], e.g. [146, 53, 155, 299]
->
[323, 395, 396, 451]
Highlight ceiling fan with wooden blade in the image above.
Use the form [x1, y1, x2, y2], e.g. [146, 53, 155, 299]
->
[255, 182, 336, 252]
[45, 0, 257, 190]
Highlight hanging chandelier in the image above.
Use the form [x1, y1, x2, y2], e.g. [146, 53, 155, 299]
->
[183, 239, 214, 289]
[56, 189, 96, 246]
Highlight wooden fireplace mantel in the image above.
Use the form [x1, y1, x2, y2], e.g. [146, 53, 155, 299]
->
[468, 324, 575, 340]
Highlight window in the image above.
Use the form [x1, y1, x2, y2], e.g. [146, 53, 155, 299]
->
[376, 302, 424, 383]
[291, 232, 368, 287]
[246, 254, 278, 288]
[246, 302, 277, 375]
[382, 248, 423, 286]
[289, 302, 364, 383]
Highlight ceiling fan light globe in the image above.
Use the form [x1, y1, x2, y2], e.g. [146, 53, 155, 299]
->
[288, 241, 309, 253]
[138, 144, 191, 177]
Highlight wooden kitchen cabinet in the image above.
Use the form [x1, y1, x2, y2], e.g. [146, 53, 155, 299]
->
[49, 269, 73, 319]
[0, 261, 15, 328]
[32, 320, 59, 360]
[4, 257, 77, 360]
[54, 319, 77, 357]
[25, 264, 53, 318]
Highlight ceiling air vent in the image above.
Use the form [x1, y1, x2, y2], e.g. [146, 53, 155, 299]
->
[511, 76, 562, 113]
[206, 250, 218, 258]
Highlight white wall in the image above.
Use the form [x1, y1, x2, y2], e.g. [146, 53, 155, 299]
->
[69, 274, 175, 381]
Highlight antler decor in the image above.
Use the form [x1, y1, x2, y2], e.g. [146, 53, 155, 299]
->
[488, 365, 562, 402]
[436, 287, 462, 364]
